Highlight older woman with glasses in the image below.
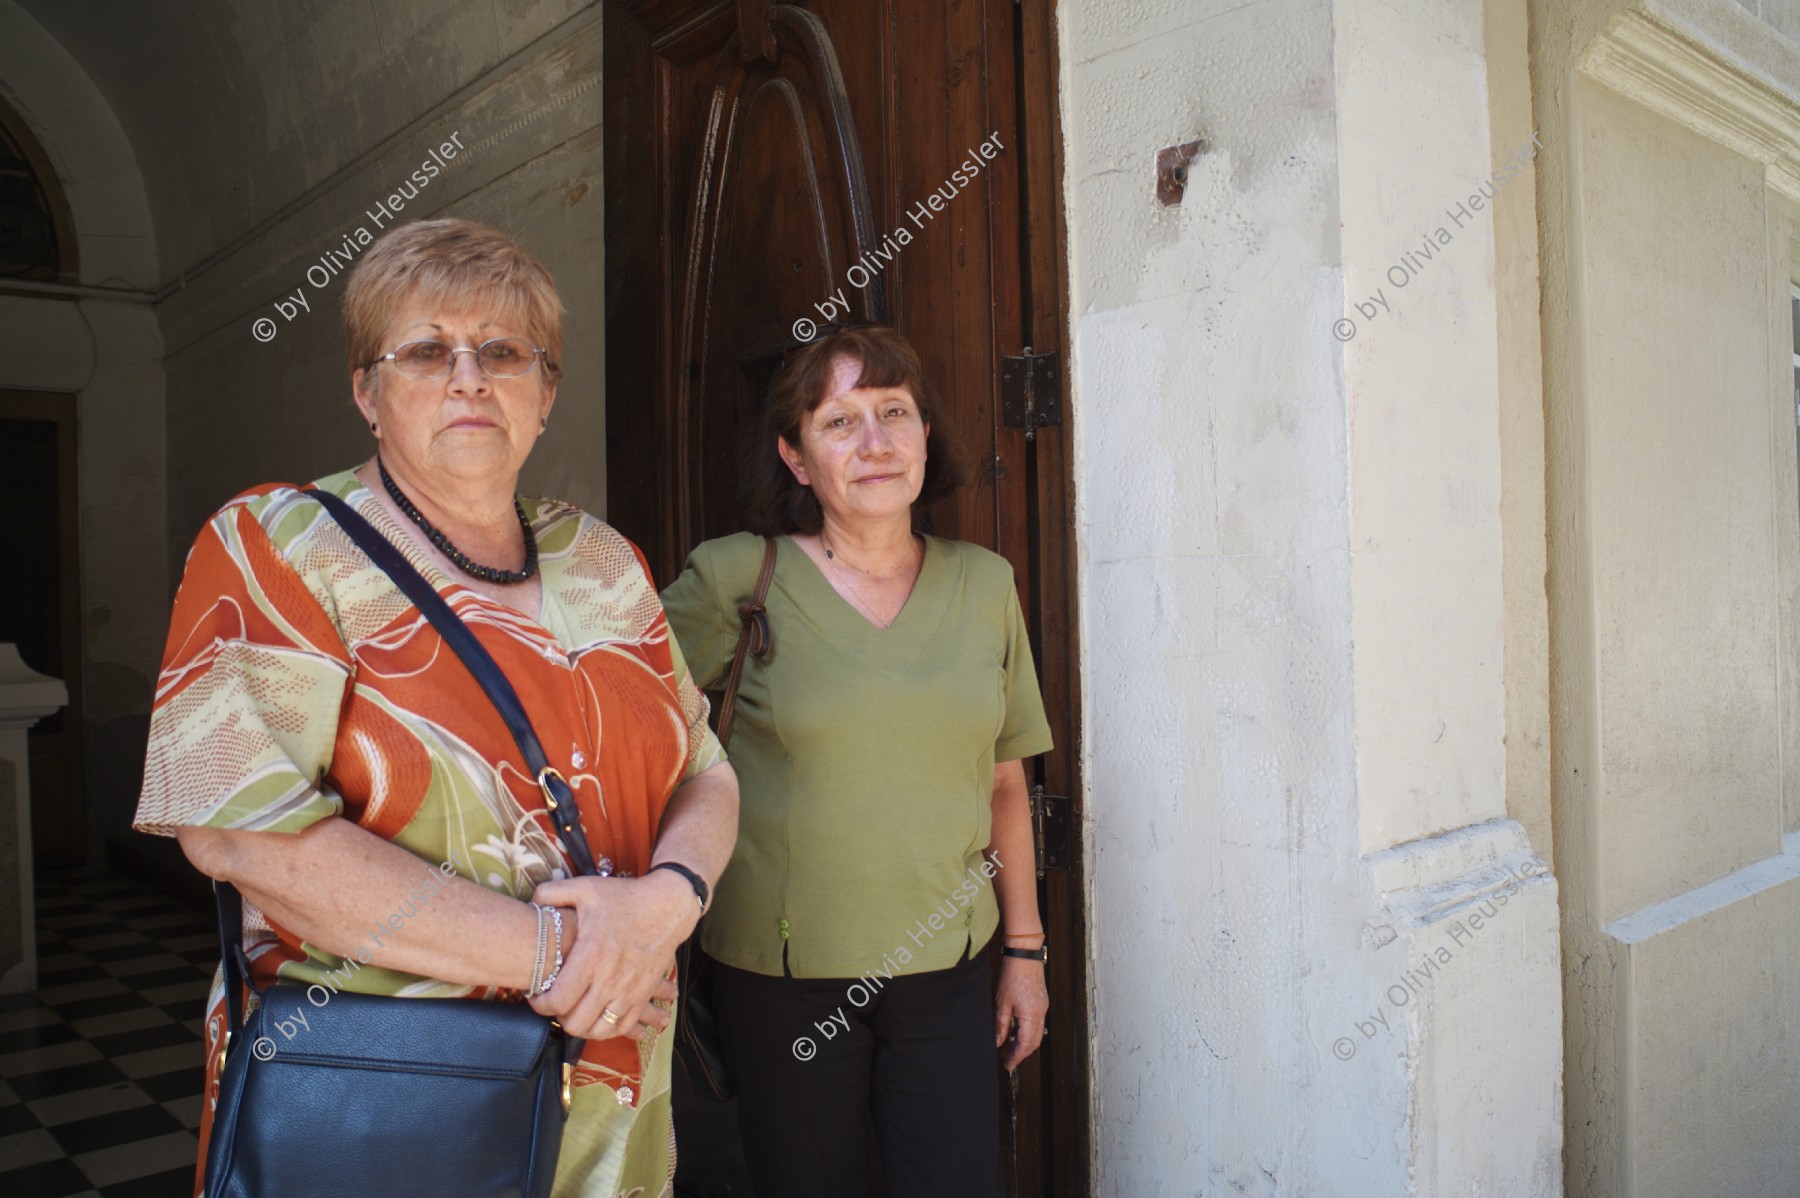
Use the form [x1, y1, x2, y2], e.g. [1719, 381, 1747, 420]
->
[136, 218, 737, 1197]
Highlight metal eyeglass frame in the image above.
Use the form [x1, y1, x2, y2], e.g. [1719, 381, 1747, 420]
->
[365, 337, 550, 381]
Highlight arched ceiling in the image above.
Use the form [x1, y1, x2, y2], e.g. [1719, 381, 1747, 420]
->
[11, 0, 592, 279]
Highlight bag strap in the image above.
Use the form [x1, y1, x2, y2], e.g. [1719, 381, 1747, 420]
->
[215, 879, 254, 1037]
[307, 488, 598, 875]
[215, 487, 598, 1045]
[715, 536, 777, 745]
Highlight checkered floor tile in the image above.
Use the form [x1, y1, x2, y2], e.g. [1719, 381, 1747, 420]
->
[0, 871, 214, 1197]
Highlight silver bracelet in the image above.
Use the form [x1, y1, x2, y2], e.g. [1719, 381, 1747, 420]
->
[535, 906, 566, 997]
[528, 902, 549, 996]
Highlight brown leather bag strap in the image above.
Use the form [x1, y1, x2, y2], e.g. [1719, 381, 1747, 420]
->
[716, 536, 777, 745]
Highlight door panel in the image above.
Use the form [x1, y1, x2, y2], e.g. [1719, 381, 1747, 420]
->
[674, 4, 885, 548]
[605, 2, 1084, 1192]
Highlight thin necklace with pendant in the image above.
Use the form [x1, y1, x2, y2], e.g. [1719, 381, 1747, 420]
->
[820, 527, 919, 628]
[378, 455, 538, 584]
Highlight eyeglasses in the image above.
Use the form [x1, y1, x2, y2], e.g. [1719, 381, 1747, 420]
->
[366, 338, 549, 381]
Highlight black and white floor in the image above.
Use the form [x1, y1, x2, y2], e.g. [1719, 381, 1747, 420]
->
[0, 871, 214, 1197]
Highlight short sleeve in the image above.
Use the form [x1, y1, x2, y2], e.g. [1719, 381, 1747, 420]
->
[669, 628, 727, 782]
[995, 581, 1054, 762]
[660, 540, 739, 692]
[620, 536, 726, 784]
[135, 501, 355, 838]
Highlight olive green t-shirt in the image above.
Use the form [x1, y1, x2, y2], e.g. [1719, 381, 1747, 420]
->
[661, 532, 1054, 979]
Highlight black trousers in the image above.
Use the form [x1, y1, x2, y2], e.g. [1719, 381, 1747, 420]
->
[711, 935, 1001, 1198]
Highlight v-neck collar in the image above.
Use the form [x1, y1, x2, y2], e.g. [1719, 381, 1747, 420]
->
[779, 532, 942, 638]
[318, 470, 562, 644]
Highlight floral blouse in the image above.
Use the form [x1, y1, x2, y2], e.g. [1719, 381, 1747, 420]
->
[135, 469, 723, 1198]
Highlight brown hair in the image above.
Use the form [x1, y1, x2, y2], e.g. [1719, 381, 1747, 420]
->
[745, 324, 971, 535]
[342, 218, 565, 385]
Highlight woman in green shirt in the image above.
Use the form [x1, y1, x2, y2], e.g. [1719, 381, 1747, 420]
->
[661, 324, 1053, 1196]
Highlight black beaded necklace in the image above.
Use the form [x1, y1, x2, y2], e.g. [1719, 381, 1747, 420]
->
[378, 456, 538, 585]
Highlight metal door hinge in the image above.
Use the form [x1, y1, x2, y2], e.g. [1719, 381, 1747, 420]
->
[1029, 784, 1071, 876]
[1001, 349, 1061, 440]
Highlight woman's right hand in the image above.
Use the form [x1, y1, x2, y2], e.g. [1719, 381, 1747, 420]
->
[526, 872, 693, 1041]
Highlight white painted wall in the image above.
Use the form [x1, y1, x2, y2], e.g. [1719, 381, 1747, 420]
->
[1059, 0, 1562, 1191]
[1532, 0, 1800, 1190]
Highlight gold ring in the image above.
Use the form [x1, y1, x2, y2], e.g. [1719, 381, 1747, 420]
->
[601, 1007, 624, 1025]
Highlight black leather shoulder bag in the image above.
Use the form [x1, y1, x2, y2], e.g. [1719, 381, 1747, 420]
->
[203, 488, 595, 1198]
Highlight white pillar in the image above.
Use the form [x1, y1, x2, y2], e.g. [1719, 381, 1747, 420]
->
[0, 643, 70, 994]
[1333, 0, 1564, 1185]
[1060, 0, 1563, 1189]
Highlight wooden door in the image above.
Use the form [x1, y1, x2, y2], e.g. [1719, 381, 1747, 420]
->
[604, 1, 1085, 1192]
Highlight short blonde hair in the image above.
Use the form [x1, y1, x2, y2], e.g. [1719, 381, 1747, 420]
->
[342, 218, 565, 383]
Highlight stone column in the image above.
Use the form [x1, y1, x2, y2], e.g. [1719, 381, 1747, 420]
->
[1333, 0, 1564, 1187]
[1061, 0, 1563, 1189]
[0, 643, 70, 994]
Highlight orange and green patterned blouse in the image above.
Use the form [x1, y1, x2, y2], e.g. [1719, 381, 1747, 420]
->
[134, 468, 724, 1198]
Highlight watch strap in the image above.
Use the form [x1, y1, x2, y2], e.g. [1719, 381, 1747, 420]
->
[651, 861, 709, 913]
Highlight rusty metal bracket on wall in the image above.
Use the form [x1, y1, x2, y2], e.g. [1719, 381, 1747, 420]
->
[1156, 138, 1204, 207]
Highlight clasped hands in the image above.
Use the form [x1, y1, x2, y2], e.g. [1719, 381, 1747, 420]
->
[526, 870, 697, 1041]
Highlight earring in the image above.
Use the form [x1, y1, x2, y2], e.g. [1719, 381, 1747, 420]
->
[369, 421, 379, 433]
[539, 418, 548, 432]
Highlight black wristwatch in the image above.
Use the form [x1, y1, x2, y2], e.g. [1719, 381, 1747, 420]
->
[1002, 944, 1048, 963]
[650, 861, 709, 914]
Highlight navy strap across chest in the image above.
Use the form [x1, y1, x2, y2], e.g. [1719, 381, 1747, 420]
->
[305, 487, 597, 877]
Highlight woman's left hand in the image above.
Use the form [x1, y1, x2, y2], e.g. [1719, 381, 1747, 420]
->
[993, 954, 1049, 1071]
[527, 871, 696, 1041]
